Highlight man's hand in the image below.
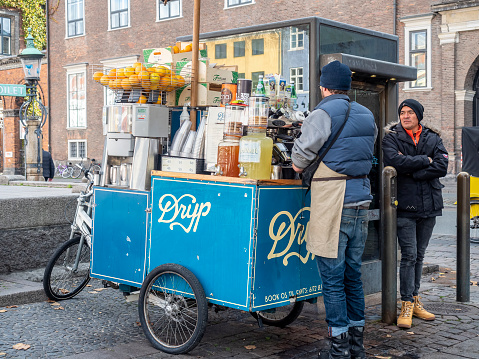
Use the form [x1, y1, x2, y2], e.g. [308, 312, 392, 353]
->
[398, 151, 403, 155]
[428, 157, 433, 163]
[292, 163, 303, 173]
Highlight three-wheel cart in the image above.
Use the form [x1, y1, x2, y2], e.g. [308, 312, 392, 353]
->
[89, 171, 321, 354]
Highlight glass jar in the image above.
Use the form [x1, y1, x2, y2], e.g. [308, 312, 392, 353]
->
[238, 96, 273, 179]
[217, 136, 240, 177]
[215, 104, 245, 177]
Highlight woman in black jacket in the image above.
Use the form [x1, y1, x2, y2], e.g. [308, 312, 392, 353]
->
[382, 99, 448, 329]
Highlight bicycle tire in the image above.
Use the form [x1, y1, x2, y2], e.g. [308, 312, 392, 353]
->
[250, 301, 304, 327]
[471, 215, 479, 244]
[90, 164, 102, 174]
[139, 263, 208, 354]
[43, 236, 90, 300]
[71, 165, 83, 179]
[62, 166, 73, 179]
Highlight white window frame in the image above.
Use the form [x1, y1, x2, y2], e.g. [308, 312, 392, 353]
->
[108, 0, 130, 31]
[290, 67, 304, 92]
[0, 16, 12, 55]
[100, 55, 140, 105]
[290, 26, 304, 51]
[157, 0, 182, 22]
[65, 0, 85, 39]
[401, 15, 433, 91]
[64, 63, 87, 129]
[224, 0, 254, 10]
[68, 139, 87, 161]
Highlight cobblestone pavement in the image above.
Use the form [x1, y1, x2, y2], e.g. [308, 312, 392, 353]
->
[1, 235, 478, 359]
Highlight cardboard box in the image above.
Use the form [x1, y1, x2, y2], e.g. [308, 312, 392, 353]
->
[166, 83, 222, 107]
[175, 60, 237, 84]
[143, 47, 207, 65]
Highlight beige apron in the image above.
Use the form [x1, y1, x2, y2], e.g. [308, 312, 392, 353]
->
[306, 162, 347, 258]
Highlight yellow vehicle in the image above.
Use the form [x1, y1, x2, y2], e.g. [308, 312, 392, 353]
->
[462, 127, 479, 243]
[471, 176, 479, 243]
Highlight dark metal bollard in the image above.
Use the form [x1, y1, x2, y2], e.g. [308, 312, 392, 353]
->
[381, 166, 398, 324]
[457, 172, 470, 302]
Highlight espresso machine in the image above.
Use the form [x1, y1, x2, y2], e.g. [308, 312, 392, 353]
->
[101, 104, 170, 191]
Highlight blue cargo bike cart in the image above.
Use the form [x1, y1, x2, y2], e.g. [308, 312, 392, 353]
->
[43, 171, 322, 354]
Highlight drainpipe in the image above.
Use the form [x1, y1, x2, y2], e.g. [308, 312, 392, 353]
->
[393, 0, 397, 35]
[46, 0, 51, 153]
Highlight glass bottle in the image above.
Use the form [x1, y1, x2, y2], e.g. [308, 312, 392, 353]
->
[216, 104, 245, 177]
[255, 75, 266, 96]
[289, 82, 297, 109]
[238, 96, 273, 179]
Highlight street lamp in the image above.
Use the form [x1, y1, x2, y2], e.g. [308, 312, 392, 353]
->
[18, 28, 47, 181]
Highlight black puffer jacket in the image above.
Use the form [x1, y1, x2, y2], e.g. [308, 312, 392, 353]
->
[382, 122, 448, 218]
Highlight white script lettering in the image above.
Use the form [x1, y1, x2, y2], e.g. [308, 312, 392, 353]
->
[157, 193, 211, 233]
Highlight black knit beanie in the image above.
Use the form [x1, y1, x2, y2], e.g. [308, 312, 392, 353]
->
[320, 60, 352, 91]
[398, 99, 424, 122]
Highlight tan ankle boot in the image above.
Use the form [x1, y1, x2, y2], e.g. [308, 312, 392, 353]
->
[413, 295, 435, 321]
[397, 300, 414, 328]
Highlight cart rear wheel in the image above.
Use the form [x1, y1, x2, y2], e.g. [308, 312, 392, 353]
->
[251, 301, 304, 327]
[139, 263, 208, 354]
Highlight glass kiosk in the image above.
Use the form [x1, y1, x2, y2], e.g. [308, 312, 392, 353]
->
[177, 17, 417, 294]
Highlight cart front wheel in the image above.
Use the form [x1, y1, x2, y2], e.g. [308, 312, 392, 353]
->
[251, 301, 304, 327]
[139, 263, 208, 354]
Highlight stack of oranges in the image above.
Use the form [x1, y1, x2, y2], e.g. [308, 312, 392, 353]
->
[92, 62, 187, 103]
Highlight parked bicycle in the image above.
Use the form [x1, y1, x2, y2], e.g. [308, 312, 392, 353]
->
[54, 162, 74, 179]
[71, 158, 101, 179]
[43, 170, 94, 300]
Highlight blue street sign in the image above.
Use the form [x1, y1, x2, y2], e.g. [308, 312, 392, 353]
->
[0, 84, 26, 97]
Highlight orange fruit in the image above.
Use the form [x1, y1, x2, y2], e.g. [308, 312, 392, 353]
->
[121, 78, 132, 90]
[108, 79, 117, 89]
[137, 95, 148, 104]
[93, 71, 104, 82]
[100, 75, 110, 86]
[135, 65, 147, 74]
[108, 68, 117, 79]
[184, 44, 192, 52]
[132, 62, 142, 68]
[114, 79, 123, 89]
[141, 80, 152, 90]
[174, 75, 185, 88]
[116, 68, 126, 79]
[172, 45, 180, 54]
[149, 73, 160, 84]
[155, 66, 169, 77]
[146, 67, 156, 73]
[165, 85, 176, 92]
[138, 70, 150, 80]
[129, 74, 140, 86]
[159, 76, 172, 88]
[124, 66, 135, 77]
[150, 83, 159, 91]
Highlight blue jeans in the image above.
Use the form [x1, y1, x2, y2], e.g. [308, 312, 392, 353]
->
[397, 217, 436, 302]
[316, 207, 369, 337]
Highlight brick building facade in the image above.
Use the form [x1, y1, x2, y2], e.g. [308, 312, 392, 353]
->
[46, 0, 479, 174]
[0, 7, 49, 176]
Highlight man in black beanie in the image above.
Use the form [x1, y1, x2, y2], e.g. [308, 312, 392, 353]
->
[292, 60, 377, 359]
[383, 99, 448, 329]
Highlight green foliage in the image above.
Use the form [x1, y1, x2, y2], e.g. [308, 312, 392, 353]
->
[0, 0, 46, 50]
